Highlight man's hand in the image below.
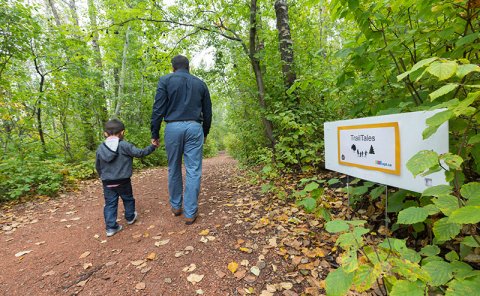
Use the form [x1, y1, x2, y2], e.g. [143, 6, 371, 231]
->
[151, 139, 160, 148]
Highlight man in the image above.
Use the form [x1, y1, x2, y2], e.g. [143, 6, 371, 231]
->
[151, 55, 212, 225]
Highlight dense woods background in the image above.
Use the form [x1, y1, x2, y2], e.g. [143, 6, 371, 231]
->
[1, 0, 480, 294]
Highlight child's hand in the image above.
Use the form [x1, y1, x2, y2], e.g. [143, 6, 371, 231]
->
[151, 139, 160, 148]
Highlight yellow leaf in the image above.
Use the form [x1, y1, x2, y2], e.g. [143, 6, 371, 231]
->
[199, 229, 210, 236]
[228, 261, 239, 273]
[239, 247, 253, 253]
[79, 251, 90, 259]
[146, 252, 157, 260]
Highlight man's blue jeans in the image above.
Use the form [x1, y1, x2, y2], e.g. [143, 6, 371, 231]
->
[103, 180, 135, 230]
[164, 121, 204, 219]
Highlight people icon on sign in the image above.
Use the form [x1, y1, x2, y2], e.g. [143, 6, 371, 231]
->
[354, 146, 375, 158]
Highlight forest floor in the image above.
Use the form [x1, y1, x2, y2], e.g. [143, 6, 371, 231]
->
[0, 153, 358, 296]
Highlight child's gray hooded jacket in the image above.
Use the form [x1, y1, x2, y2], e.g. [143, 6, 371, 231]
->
[95, 138, 155, 185]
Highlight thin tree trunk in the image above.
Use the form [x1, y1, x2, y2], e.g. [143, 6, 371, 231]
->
[67, 0, 80, 26]
[274, 0, 297, 94]
[46, 0, 62, 26]
[115, 27, 130, 116]
[249, 0, 275, 149]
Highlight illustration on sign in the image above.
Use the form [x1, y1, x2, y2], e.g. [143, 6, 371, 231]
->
[338, 122, 400, 175]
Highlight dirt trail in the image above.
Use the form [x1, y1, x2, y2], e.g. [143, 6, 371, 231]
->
[0, 154, 278, 295]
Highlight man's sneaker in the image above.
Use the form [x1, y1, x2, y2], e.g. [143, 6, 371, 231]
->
[185, 214, 198, 225]
[127, 211, 138, 225]
[106, 225, 123, 237]
[171, 207, 182, 217]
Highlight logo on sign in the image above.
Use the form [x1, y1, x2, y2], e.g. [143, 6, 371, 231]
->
[375, 160, 393, 167]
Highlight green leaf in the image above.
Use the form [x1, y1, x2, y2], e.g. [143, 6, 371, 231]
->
[422, 185, 452, 197]
[342, 250, 358, 272]
[456, 64, 480, 78]
[423, 204, 441, 215]
[446, 277, 480, 296]
[328, 178, 340, 186]
[426, 110, 453, 128]
[456, 32, 480, 47]
[428, 61, 458, 81]
[407, 150, 439, 177]
[468, 134, 480, 145]
[369, 186, 384, 200]
[433, 195, 459, 216]
[433, 217, 461, 241]
[460, 182, 480, 199]
[325, 220, 349, 233]
[353, 264, 379, 292]
[397, 207, 429, 224]
[297, 197, 317, 213]
[422, 261, 454, 286]
[304, 182, 319, 192]
[461, 236, 480, 248]
[440, 153, 464, 170]
[325, 267, 354, 296]
[429, 83, 458, 101]
[391, 280, 425, 296]
[445, 251, 459, 262]
[420, 245, 441, 257]
[449, 206, 480, 224]
[397, 57, 438, 81]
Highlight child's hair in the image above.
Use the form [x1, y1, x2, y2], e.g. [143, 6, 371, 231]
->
[104, 119, 125, 136]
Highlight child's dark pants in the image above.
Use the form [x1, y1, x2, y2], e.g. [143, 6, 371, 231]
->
[103, 180, 135, 230]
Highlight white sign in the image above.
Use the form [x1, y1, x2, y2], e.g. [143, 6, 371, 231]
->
[324, 110, 449, 193]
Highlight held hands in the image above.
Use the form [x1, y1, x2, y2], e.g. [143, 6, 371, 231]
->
[151, 139, 160, 148]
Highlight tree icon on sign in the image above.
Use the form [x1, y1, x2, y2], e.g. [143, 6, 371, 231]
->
[369, 145, 375, 155]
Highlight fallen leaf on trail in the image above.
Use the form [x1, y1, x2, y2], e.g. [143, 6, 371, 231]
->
[178, 230, 186, 235]
[200, 236, 208, 243]
[281, 282, 294, 290]
[147, 225, 155, 230]
[100, 240, 107, 244]
[164, 278, 172, 283]
[66, 225, 72, 228]
[228, 261, 239, 273]
[185, 246, 194, 251]
[30, 219, 38, 224]
[215, 270, 226, 278]
[234, 269, 246, 280]
[266, 284, 277, 292]
[237, 239, 245, 245]
[199, 229, 210, 236]
[250, 266, 260, 276]
[70, 217, 80, 221]
[83, 263, 93, 269]
[187, 273, 204, 284]
[155, 239, 170, 247]
[196, 289, 204, 295]
[77, 280, 88, 287]
[141, 266, 152, 274]
[79, 251, 91, 259]
[241, 260, 249, 266]
[175, 251, 185, 258]
[135, 282, 146, 290]
[267, 237, 277, 248]
[105, 261, 117, 267]
[35, 241, 46, 246]
[143, 232, 149, 238]
[15, 250, 32, 257]
[131, 260, 145, 266]
[152, 236, 162, 240]
[206, 236, 216, 241]
[182, 263, 197, 273]
[132, 233, 142, 239]
[42, 270, 55, 277]
[60, 219, 67, 222]
[259, 290, 273, 296]
[93, 234, 100, 239]
[240, 247, 253, 253]
[146, 252, 157, 260]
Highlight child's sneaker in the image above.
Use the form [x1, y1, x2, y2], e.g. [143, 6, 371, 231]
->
[127, 211, 138, 225]
[106, 225, 123, 237]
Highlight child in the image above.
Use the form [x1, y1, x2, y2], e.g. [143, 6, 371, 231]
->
[95, 119, 157, 237]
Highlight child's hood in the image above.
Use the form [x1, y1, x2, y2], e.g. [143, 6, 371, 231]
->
[97, 138, 120, 162]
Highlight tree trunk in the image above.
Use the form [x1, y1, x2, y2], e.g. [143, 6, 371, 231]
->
[274, 0, 297, 94]
[114, 27, 130, 116]
[249, 0, 276, 149]
[37, 75, 47, 153]
[67, 0, 80, 26]
[46, 0, 62, 26]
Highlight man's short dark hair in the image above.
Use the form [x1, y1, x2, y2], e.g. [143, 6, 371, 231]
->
[171, 55, 189, 71]
[104, 119, 125, 136]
